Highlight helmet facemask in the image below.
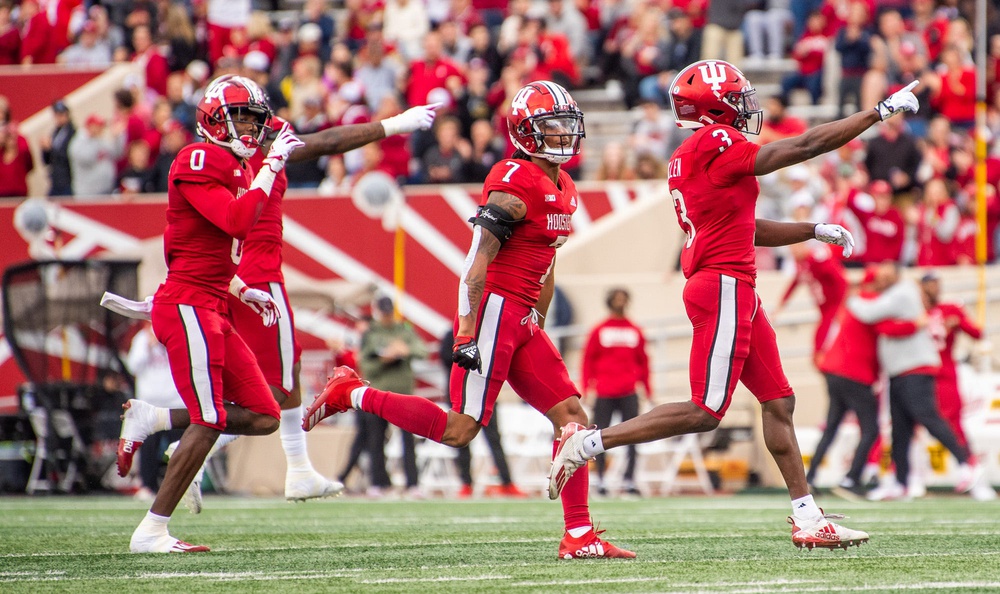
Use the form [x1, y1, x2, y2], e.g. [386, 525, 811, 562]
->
[518, 105, 585, 164]
[726, 88, 763, 135]
[214, 104, 271, 159]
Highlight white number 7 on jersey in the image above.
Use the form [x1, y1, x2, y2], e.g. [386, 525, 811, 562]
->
[502, 161, 520, 183]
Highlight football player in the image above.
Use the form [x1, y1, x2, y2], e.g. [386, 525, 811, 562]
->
[170, 77, 440, 512]
[117, 76, 303, 552]
[549, 60, 920, 550]
[303, 81, 635, 560]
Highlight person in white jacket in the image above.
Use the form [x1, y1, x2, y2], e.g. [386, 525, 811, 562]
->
[67, 114, 123, 197]
[846, 261, 983, 500]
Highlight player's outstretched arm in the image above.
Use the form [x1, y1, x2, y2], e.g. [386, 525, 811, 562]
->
[754, 81, 920, 176]
[755, 219, 855, 256]
[287, 103, 441, 164]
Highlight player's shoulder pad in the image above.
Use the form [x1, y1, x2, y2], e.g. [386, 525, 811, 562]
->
[172, 143, 240, 184]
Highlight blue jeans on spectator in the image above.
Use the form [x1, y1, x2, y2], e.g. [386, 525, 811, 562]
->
[638, 74, 668, 107]
[781, 71, 823, 104]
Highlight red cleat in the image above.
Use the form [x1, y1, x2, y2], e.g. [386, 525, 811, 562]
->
[490, 483, 529, 498]
[558, 526, 636, 560]
[117, 399, 160, 477]
[456, 485, 474, 499]
[302, 366, 366, 431]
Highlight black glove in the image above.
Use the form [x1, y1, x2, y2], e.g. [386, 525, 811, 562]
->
[452, 335, 482, 373]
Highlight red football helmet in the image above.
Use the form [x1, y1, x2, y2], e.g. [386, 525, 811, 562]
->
[507, 80, 585, 164]
[196, 75, 272, 159]
[669, 60, 762, 135]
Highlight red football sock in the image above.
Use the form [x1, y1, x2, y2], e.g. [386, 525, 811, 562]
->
[360, 388, 447, 443]
[554, 440, 590, 531]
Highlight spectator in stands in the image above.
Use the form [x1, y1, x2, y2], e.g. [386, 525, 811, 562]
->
[919, 116, 955, 182]
[518, 16, 581, 89]
[246, 12, 277, 64]
[242, 50, 288, 120]
[283, 96, 330, 190]
[781, 11, 829, 105]
[372, 94, 412, 182]
[422, 115, 467, 183]
[342, 0, 380, 52]
[621, 10, 668, 109]
[384, 0, 431, 61]
[546, 0, 591, 65]
[834, 0, 872, 118]
[318, 155, 351, 195]
[916, 178, 960, 266]
[41, 100, 75, 197]
[406, 30, 464, 108]
[358, 294, 427, 498]
[467, 23, 503, 84]
[864, 115, 922, 195]
[634, 152, 667, 180]
[744, 0, 793, 64]
[113, 88, 150, 171]
[498, 0, 531, 54]
[0, 119, 32, 198]
[850, 180, 906, 265]
[88, 5, 125, 56]
[285, 55, 326, 123]
[117, 140, 157, 196]
[631, 99, 678, 161]
[17, 0, 52, 65]
[163, 6, 197, 73]
[300, 0, 335, 62]
[207, 0, 251, 66]
[353, 29, 401, 113]
[131, 25, 170, 98]
[910, 0, 949, 64]
[757, 95, 807, 145]
[861, 9, 928, 115]
[151, 119, 187, 193]
[925, 44, 976, 131]
[461, 118, 503, 183]
[581, 287, 651, 497]
[595, 142, 635, 181]
[68, 114, 123, 197]
[438, 20, 472, 65]
[455, 59, 492, 136]
[57, 20, 112, 68]
[702, 0, 747, 66]
[0, 2, 19, 66]
[635, 8, 701, 108]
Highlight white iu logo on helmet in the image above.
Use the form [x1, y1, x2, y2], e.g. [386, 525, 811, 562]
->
[698, 61, 728, 91]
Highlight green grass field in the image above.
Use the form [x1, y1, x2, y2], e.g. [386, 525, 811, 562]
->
[2, 494, 999, 593]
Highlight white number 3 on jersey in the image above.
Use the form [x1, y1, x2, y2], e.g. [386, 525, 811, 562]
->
[712, 129, 732, 153]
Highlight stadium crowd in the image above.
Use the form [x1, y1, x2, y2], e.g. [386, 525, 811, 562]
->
[0, 1, 994, 252]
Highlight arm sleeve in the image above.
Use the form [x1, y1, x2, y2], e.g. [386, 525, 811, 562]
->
[580, 327, 600, 392]
[175, 181, 268, 240]
[874, 319, 918, 337]
[846, 291, 902, 324]
[958, 309, 983, 340]
[706, 129, 761, 188]
[637, 330, 651, 395]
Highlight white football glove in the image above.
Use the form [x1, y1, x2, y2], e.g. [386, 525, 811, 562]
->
[875, 80, 920, 121]
[263, 122, 305, 173]
[239, 286, 281, 327]
[814, 223, 856, 258]
[381, 102, 442, 136]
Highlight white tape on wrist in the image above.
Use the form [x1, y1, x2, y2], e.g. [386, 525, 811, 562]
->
[250, 166, 276, 195]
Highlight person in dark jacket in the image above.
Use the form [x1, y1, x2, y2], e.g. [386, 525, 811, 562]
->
[42, 100, 75, 197]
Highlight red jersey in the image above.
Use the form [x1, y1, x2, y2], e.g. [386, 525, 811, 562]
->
[156, 143, 269, 311]
[847, 193, 905, 264]
[792, 32, 828, 76]
[237, 150, 289, 284]
[581, 317, 650, 398]
[482, 158, 578, 308]
[916, 201, 959, 266]
[927, 302, 982, 382]
[668, 124, 761, 285]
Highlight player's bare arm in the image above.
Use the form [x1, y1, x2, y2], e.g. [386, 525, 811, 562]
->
[286, 122, 385, 163]
[534, 255, 556, 330]
[755, 81, 919, 176]
[286, 102, 440, 164]
[754, 219, 815, 247]
[456, 191, 526, 336]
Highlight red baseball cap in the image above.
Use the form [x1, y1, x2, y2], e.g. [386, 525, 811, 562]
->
[868, 180, 892, 195]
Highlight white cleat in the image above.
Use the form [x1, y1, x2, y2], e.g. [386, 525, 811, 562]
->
[130, 529, 210, 553]
[789, 514, 870, 550]
[164, 441, 205, 514]
[866, 480, 909, 502]
[285, 470, 344, 502]
[956, 463, 985, 494]
[548, 422, 596, 500]
[970, 481, 998, 501]
[117, 399, 162, 477]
